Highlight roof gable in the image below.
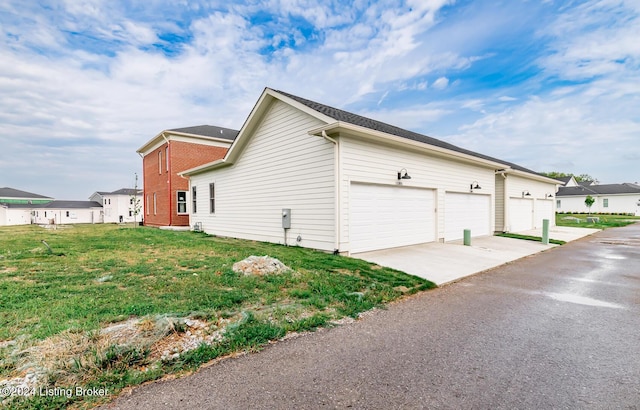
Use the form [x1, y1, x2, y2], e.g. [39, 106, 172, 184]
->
[137, 124, 239, 155]
[181, 87, 559, 183]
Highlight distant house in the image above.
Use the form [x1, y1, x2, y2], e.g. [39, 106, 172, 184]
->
[136, 125, 239, 228]
[556, 183, 640, 215]
[89, 189, 142, 223]
[0, 187, 54, 226]
[31, 201, 104, 225]
[0, 187, 53, 205]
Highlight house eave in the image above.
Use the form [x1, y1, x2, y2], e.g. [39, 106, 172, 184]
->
[136, 131, 233, 156]
[497, 169, 562, 185]
[308, 122, 505, 170]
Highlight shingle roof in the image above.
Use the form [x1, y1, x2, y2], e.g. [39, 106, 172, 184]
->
[108, 189, 143, 196]
[2, 201, 102, 209]
[557, 183, 640, 197]
[169, 125, 239, 141]
[0, 187, 52, 199]
[274, 89, 546, 177]
[43, 200, 103, 209]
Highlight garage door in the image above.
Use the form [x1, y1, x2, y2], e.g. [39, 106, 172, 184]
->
[350, 183, 435, 253]
[444, 193, 491, 241]
[509, 198, 534, 232]
[535, 199, 554, 229]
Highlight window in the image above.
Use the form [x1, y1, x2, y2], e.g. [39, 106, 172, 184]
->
[158, 151, 162, 174]
[603, 198, 609, 208]
[556, 200, 561, 209]
[104, 199, 107, 205]
[108, 198, 111, 205]
[177, 191, 187, 214]
[44, 211, 47, 217]
[166, 147, 169, 173]
[130, 198, 134, 205]
[209, 183, 215, 214]
[129, 210, 133, 217]
[192, 186, 197, 214]
[146, 195, 150, 215]
[153, 193, 157, 215]
[66, 211, 69, 217]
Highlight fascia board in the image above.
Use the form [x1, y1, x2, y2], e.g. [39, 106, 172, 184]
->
[309, 122, 505, 170]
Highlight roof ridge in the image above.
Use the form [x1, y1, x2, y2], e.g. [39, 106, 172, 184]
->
[272, 89, 546, 178]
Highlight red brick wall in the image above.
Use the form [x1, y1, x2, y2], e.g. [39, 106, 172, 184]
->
[143, 140, 228, 227]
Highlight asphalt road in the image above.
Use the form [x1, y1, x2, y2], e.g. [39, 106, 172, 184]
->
[105, 224, 640, 409]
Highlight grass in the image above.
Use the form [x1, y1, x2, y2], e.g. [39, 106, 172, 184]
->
[556, 213, 640, 229]
[0, 224, 432, 409]
[497, 233, 566, 245]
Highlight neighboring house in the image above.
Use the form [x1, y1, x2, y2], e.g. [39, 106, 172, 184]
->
[1, 201, 103, 226]
[556, 183, 640, 215]
[0, 187, 53, 205]
[181, 88, 559, 254]
[0, 187, 54, 226]
[90, 189, 142, 223]
[136, 125, 239, 228]
[0, 203, 34, 226]
[32, 201, 104, 225]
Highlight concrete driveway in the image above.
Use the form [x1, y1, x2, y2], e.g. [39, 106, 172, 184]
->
[353, 226, 599, 286]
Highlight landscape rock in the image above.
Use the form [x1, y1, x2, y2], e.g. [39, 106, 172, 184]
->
[232, 255, 290, 276]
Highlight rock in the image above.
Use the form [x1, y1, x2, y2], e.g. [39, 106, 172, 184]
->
[232, 255, 290, 276]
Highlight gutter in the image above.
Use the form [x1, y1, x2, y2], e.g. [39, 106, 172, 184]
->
[161, 132, 172, 226]
[320, 130, 341, 254]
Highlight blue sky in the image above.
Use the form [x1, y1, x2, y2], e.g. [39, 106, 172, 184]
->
[1, 0, 639, 199]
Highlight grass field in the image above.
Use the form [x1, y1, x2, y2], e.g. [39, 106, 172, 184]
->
[556, 213, 640, 229]
[0, 224, 432, 409]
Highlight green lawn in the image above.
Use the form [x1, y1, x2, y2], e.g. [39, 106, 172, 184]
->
[0, 224, 432, 409]
[556, 213, 640, 229]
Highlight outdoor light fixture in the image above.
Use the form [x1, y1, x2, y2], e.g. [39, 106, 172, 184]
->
[545, 193, 554, 199]
[470, 181, 481, 192]
[522, 191, 531, 197]
[397, 168, 411, 180]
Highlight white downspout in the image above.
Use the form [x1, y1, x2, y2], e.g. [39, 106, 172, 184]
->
[322, 130, 341, 253]
[500, 172, 509, 232]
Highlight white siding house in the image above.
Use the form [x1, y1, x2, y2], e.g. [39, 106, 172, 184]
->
[91, 189, 142, 223]
[556, 183, 640, 215]
[32, 201, 103, 225]
[495, 171, 558, 232]
[0, 204, 33, 226]
[182, 88, 560, 254]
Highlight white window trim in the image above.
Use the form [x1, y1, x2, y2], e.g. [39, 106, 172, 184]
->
[177, 190, 188, 215]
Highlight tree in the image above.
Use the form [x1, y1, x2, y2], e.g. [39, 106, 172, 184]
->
[576, 174, 598, 184]
[541, 172, 598, 184]
[130, 173, 142, 227]
[585, 195, 595, 215]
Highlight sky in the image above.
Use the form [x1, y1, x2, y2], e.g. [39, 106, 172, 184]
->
[1, 0, 639, 200]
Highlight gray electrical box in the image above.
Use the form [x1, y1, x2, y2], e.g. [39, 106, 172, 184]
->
[282, 208, 291, 229]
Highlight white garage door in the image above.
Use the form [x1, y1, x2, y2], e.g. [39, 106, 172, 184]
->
[444, 193, 491, 241]
[535, 199, 554, 229]
[350, 183, 435, 253]
[509, 198, 534, 232]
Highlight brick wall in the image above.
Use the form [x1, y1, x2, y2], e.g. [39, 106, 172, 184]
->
[143, 140, 228, 227]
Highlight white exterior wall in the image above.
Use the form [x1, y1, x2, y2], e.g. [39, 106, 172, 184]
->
[189, 100, 336, 251]
[504, 174, 557, 230]
[0, 207, 32, 226]
[339, 136, 496, 249]
[102, 194, 141, 223]
[558, 194, 640, 215]
[495, 174, 505, 232]
[33, 208, 103, 224]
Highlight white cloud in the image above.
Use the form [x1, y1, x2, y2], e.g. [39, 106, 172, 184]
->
[431, 76, 449, 89]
